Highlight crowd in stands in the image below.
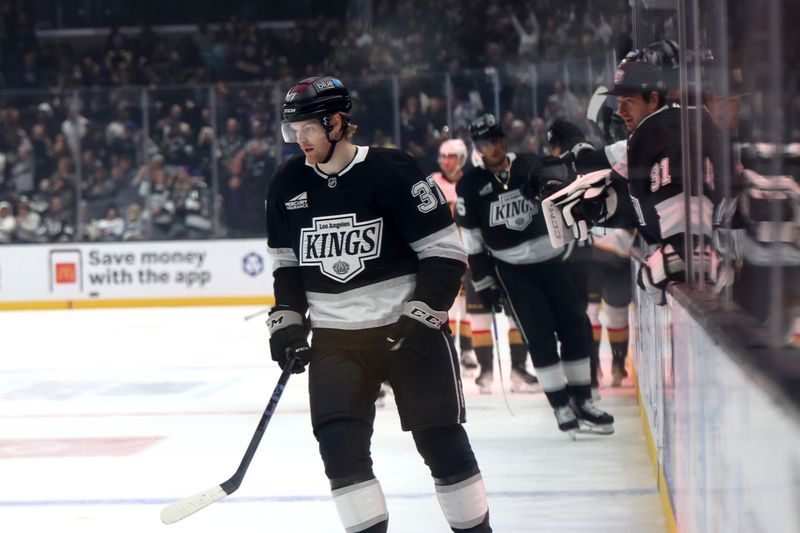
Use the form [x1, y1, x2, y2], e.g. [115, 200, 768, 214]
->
[0, 0, 630, 243]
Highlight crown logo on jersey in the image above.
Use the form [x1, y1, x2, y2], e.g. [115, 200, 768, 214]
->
[299, 214, 384, 282]
[489, 189, 538, 231]
[332, 260, 350, 275]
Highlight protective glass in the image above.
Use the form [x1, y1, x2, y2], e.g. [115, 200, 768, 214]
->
[281, 120, 326, 143]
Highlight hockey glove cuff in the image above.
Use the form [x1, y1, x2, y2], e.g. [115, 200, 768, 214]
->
[636, 244, 685, 305]
[472, 275, 505, 313]
[386, 300, 449, 351]
[267, 306, 312, 374]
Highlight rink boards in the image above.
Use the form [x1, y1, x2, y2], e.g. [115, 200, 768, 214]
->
[633, 285, 800, 533]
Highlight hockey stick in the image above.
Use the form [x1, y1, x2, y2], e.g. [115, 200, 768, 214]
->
[160, 357, 297, 524]
[490, 314, 514, 417]
[244, 307, 271, 321]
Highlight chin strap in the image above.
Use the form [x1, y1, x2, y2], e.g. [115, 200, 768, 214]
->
[320, 115, 350, 164]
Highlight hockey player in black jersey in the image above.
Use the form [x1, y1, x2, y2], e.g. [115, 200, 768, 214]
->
[456, 113, 614, 437]
[540, 59, 721, 304]
[265, 76, 491, 533]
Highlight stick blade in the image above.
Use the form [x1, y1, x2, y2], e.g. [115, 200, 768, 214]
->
[161, 485, 229, 524]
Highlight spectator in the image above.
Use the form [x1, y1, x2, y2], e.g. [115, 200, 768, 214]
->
[0, 201, 15, 242]
[61, 107, 89, 156]
[122, 203, 145, 241]
[14, 197, 41, 242]
[146, 169, 175, 239]
[41, 195, 74, 242]
[95, 204, 125, 241]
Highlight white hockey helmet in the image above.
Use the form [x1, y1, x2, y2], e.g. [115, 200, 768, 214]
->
[438, 138, 468, 172]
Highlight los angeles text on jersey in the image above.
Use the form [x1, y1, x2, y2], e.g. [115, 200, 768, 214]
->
[489, 189, 538, 230]
[299, 214, 384, 283]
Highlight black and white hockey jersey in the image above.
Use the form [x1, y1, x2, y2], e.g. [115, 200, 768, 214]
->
[455, 152, 564, 270]
[266, 146, 466, 341]
[625, 103, 715, 252]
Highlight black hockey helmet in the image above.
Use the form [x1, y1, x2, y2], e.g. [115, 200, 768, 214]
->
[617, 40, 680, 91]
[281, 76, 352, 143]
[602, 61, 666, 97]
[469, 113, 504, 142]
[282, 76, 351, 123]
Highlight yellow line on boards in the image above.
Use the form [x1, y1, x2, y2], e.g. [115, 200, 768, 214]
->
[0, 296, 275, 311]
[634, 374, 678, 533]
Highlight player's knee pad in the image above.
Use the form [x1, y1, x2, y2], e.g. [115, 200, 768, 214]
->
[316, 419, 374, 484]
[412, 425, 476, 479]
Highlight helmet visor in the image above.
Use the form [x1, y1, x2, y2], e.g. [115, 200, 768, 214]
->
[280, 119, 326, 144]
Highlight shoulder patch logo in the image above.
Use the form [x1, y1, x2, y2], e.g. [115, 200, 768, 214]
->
[299, 214, 383, 282]
[489, 189, 538, 231]
[478, 182, 493, 196]
[285, 191, 309, 210]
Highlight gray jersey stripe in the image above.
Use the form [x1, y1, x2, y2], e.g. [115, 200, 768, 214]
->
[487, 236, 563, 264]
[461, 227, 485, 255]
[306, 275, 416, 330]
[410, 224, 467, 264]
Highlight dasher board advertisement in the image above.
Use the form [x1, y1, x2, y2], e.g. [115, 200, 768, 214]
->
[0, 239, 274, 306]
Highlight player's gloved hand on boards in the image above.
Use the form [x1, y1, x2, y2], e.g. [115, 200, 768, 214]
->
[636, 244, 686, 305]
[386, 300, 449, 351]
[267, 305, 311, 373]
[472, 276, 504, 313]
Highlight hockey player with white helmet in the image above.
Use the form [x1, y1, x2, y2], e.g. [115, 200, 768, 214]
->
[266, 76, 492, 532]
[432, 139, 481, 374]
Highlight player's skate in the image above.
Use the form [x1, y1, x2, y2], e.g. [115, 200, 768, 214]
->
[475, 369, 493, 395]
[460, 349, 479, 377]
[611, 357, 628, 387]
[573, 398, 614, 435]
[509, 366, 539, 393]
[554, 404, 579, 440]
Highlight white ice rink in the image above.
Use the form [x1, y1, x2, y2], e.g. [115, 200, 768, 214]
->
[0, 306, 666, 532]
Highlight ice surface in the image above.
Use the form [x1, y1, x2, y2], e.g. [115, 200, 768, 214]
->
[0, 306, 665, 532]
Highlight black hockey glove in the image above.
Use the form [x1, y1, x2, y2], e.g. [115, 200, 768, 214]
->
[546, 119, 596, 169]
[386, 300, 449, 352]
[521, 155, 576, 202]
[546, 119, 587, 153]
[267, 305, 311, 374]
[472, 275, 504, 313]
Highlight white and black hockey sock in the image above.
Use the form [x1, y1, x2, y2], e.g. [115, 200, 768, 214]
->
[331, 477, 388, 533]
[434, 469, 491, 532]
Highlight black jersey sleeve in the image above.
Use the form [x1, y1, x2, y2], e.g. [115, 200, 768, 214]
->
[379, 149, 467, 311]
[596, 171, 642, 229]
[575, 146, 613, 174]
[266, 167, 309, 314]
[455, 173, 496, 282]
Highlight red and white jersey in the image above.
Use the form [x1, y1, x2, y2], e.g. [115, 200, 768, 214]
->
[432, 172, 458, 205]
